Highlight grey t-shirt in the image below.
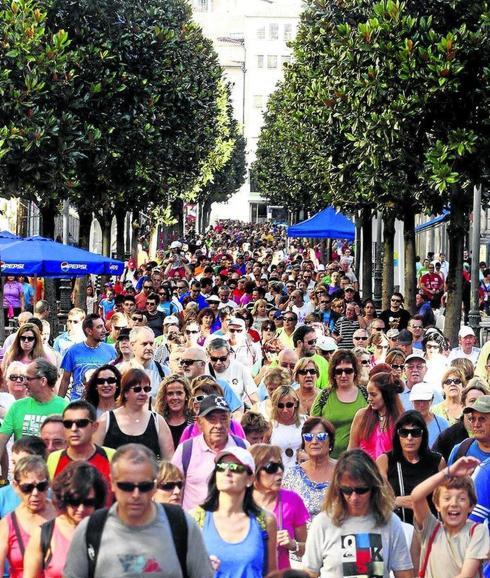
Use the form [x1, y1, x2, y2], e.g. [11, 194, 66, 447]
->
[303, 511, 413, 578]
[63, 503, 213, 578]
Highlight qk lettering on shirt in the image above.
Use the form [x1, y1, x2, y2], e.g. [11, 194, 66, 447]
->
[341, 532, 384, 578]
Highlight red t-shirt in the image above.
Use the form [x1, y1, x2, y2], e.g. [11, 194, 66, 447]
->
[420, 273, 444, 296]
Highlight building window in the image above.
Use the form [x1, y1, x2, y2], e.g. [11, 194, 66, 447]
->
[281, 55, 292, 66]
[253, 95, 263, 109]
[269, 23, 279, 40]
[257, 26, 266, 40]
[194, 0, 211, 12]
[267, 55, 278, 69]
[257, 55, 264, 68]
[284, 23, 293, 41]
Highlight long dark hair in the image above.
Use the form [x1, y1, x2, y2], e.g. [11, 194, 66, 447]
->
[201, 466, 261, 518]
[84, 365, 121, 407]
[391, 410, 431, 461]
[360, 372, 404, 437]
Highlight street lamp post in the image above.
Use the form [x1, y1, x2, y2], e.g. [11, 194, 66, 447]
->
[468, 185, 482, 343]
[373, 213, 383, 309]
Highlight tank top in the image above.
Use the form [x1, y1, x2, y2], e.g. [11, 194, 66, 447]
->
[167, 421, 187, 450]
[270, 420, 304, 470]
[44, 522, 71, 578]
[7, 512, 30, 578]
[202, 511, 264, 578]
[104, 410, 161, 458]
[360, 422, 394, 460]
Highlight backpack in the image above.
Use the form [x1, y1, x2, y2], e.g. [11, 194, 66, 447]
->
[155, 360, 166, 380]
[315, 384, 368, 414]
[84, 504, 189, 578]
[454, 437, 475, 461]
[40, 518, 56, 568]
[181, 435, 247, 477]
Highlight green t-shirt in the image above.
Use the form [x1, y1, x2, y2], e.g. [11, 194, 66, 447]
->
[0, 395, 68, 440]
[311, 389, 367, 459]
[312, 354, 329, 390]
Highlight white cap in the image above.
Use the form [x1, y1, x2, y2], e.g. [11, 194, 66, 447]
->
[163, 315, 179, 326]
[214, 447, 255, 474]
[409, 382, 434, 401]
[458, 326, 475, 338]
[317, 264, 325, 271]
[405, 352, 426, 364]
[228, 317, 246, 329]
[170, 241, 182, 249]
[316, 336, 338, 352]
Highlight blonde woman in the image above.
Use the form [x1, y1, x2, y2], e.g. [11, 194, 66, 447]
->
[154, 375, 192, 449]
[431, 367, 466, 425]
[253, 367, 291, 421]
[293, 358, 321, 415]
[153, 461, 184, 506]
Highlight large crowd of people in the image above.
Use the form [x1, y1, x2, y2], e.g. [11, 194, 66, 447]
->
[0, 219, 488, 578]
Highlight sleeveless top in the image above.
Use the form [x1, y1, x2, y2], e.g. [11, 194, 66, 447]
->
[386, 450, 441, 525]
[7, 512, 30, 578]
[104, 410, 161, 458]
[270, 419, 305, 470]
[44, 522, 71, 578]
[360, 422, 394, 460]
[201, 510, 265, 578]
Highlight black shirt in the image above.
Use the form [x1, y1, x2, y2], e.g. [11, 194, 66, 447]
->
[146, 310, 166, 337]
[379, 308, 411, 330]
[433, 419, 468, 462]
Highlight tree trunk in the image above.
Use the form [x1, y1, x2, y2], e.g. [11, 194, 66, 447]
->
[115, 207, 126, 260]
[404, 208, 417, 314]
[355, 212, 362, 282]
[361, 207, 373, 300]
[131, 210, 139, 261]
[39, 200, 58, 238]
[382, 212, 395, 310]
[99, 210, 112, 257]
[77, 208, 92, 250]
[171, 199, 184, 237]
[445, 192, 467, 346]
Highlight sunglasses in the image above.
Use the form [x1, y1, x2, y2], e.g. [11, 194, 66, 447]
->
[65, 496, 97, 508]
[192, 394, 208, 403]
[63, 419, 93, 429]
[397, 427, 423, 438]
[444, 378, 462, 385]
[391, 364, 404, 370]
[261, 462, 284, 474]
[20, 336, 35, 342]
[283, 317, 296, 322]
[158, 481, 184, 491]
[210, 355, 228, 363]
[360, 359, 371, 366]
[302, 432, 328, 442]
[186, 330, 199, 335]
[143, 285, 153, 289]
[277, 402, 296, 409]
[340, 486, 371, 496]
[391, 299, 402, 304]
[8, 374, 26, 382]
[228, 328, 243, 333]
[334, 368, 354, 376]
[180, 359, 198, 367]
[95, 377, 118, 385]
[18, 480, 49, 494]
[130, 385, 152, 393]
[132, 316, 143, 322]
[306, 339, 317, 345]
[353, 336, 368, 341]
[215, 462, 248, 474]
[116, 480, 155, 493]
[298, 368, 317, 376]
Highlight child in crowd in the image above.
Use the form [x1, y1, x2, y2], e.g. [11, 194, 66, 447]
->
[411, 456, 489, 578]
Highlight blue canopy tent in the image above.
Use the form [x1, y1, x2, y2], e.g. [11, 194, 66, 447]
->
[415, 210, 451, 233]
[0, 236, 124, 276]
[287, 207, 355, 240]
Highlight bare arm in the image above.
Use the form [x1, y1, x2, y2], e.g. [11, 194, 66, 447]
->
[393, 570, 414, 578]
[23, 524, 44, 578]
[376, 453, 389, 479]
[455, 558, 484, 578]
[0, 518, 9, 571]
[0, 433, 11, 467]
[157, 414, 174, 460]
[265, 512, 277, 574]
[93, 412, 108, 446]
[347, 408, 365, 450]
[58, 370, 72, 398]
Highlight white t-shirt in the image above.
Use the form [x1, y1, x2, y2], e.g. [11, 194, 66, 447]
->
[212, 360, 257, 404]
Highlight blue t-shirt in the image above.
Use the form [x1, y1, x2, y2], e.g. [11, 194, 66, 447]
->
[0, 484, 20, 518]
[470, 458, 490, 578]
[61, 342, 116, 400]
[427, 414, 449, 448]
[448, 439, 490, 466]
[98, 298, 114, 318]
[22, 283, 35, 307]
[215, 378, 242, 413]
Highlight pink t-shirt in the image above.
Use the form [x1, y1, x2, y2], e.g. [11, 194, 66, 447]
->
[273, 489, 309, 569]
[7, 512, 30, 578]
[360, 422, 394, 460]
[3, 281, 23, 309]
[179, 419, 246, 442]
[45, 521, 71, 578]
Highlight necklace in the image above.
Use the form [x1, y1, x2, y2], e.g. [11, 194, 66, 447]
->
[84, 341, 100, 350]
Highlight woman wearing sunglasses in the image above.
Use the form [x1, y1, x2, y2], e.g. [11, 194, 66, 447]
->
[376, 410, 445, 526]
[253, 367, 291, 421]
[385, 349, 406, 380]
[193, 446, 277, 577]
[83, 364, 121, 418]
[310, 350, 368, 459]
[293, 359, 320, 415]
[282, 417, 336, 520]
[267, 386, 305, 470]
[95, 368, 174, 460]
[368, 332, 390, 365]
[2, 323, 47, 373]
[0, 455, 56, 578]
[154, 375, 193, 449]
[5, 361, 28, 400]
[431, 367, 466, 425]
[153, 461, 184, 505]
[250, 444, 308, 571]
[23, 461, 106, 578]
[303, 449, 413, 578]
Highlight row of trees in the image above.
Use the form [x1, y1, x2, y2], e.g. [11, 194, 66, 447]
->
[253, 0, 489, 344]
[0, 0, 246, 254]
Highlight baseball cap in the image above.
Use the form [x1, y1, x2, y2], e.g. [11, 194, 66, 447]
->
[463, 395, 490, 414]
[316, 336, 338, 352]
[386, 329, 400, 339]
[198, 394, 231, 417]
[214, 447, 255, 475]
[170, 241, 182, 249]
[398, 329, 413, 345]
[409, 382, 434, 401]
[273, 310, 283, 320]
[458, 326, 475, 338]
[228, 317, 246, 329]
[345, 285, 355, 292]
[163, 315, 179, 326]
[206, 295, 220, 303]
[317, 264, 325, 271]
[404, 352, 426, 364]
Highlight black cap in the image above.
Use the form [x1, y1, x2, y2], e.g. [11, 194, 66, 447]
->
[397, 329, 413, 345]
[198, 394, 231, 417]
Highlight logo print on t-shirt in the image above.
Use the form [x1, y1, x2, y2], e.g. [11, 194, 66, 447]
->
[341, 532, 383, 577]
[119, 554, 163, 573]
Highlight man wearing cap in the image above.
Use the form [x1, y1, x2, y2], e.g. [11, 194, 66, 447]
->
[224, 317, 257, 368]
[386, 328, 400, 350]
[397, 329, 413, 357]
[315, 336, 337, 388]
[409, 382, 449, 446]
[172, 394, 248, 510]
[448, 326, 480, 364]
[400, 352, 442, 410]
[379, 292, 411, 330]
[448, 395, 490, 466]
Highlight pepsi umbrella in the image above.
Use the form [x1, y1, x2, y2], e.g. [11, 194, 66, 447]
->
[0, 236, 124, 277]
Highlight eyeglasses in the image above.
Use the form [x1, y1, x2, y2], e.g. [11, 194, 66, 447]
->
[391, 299, 402, 304]
[210, 355, 228, 363]
[277, 401, 296, 409]
[143, 285, 153, 290]
[95, 377, 118, 386]
[20, 335, 35, 342]
[391, 364, 404, 370]
[185, 330, 199, 335]
[132, 316, 143, 322]
[8, 374, 26, 382]
[18, 480, 49, 494]
[63, 419, 93, 429]
[397, 427, 423, 438]
[467, 415, 489, 425]
[158, 481, 184, 491]
[180, 359, 199, 367]
[65, 496, 97, 508]
[353, 336, 368, 341]
[130, 385, 152, 393]
[297, 368, 317, 376]
[444, 378, 462, 385]
[302, 432, 328, 442]
[360, 359, 371, 366]
[215, 462, 248, 474]
[334, 367, 354, 376]
[261, 462, 284, 474]
[116, 480, 155, 493]
[340, 486, 371, 496]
